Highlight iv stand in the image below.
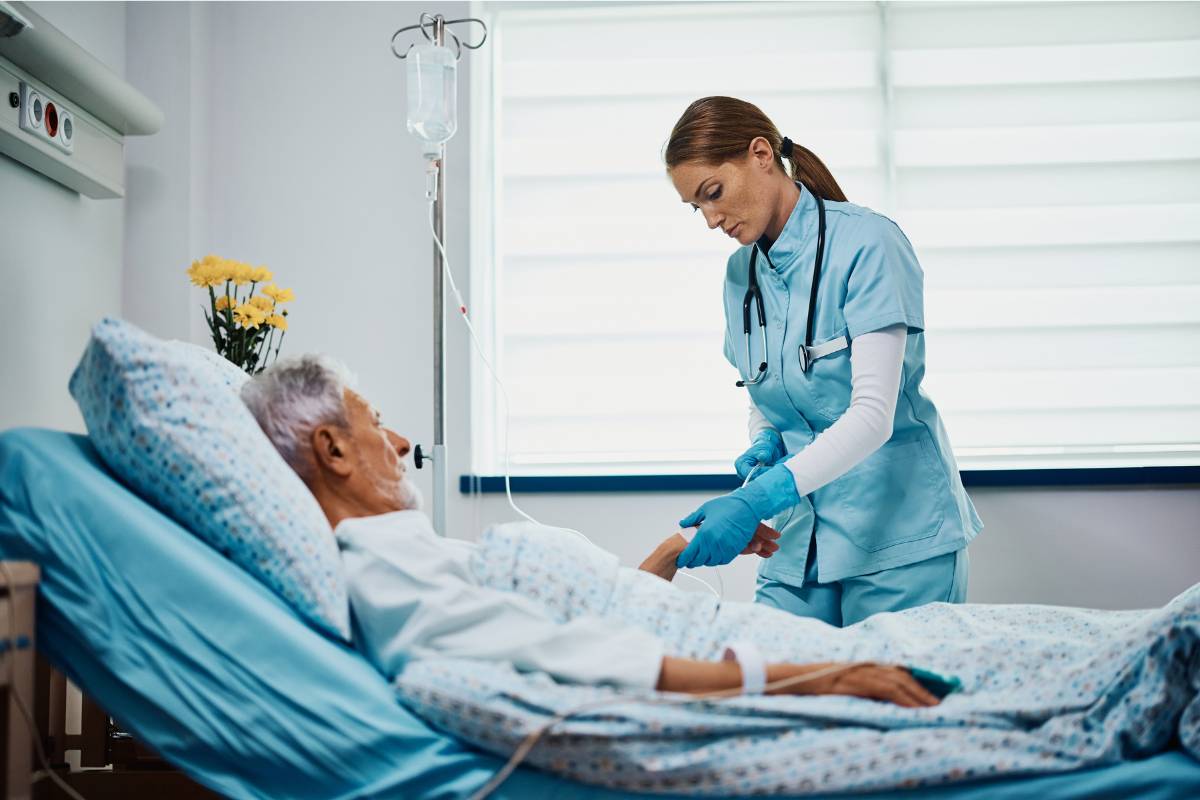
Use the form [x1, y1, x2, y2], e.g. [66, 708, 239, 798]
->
[429, 16, 448, 538]
[391, 12, 487, 536]
[431, 138, 447, 537]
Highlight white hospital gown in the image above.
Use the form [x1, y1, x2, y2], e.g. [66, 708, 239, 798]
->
[335, 510, 664, 689]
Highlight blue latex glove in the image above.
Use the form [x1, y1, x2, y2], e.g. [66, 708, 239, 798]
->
[676, 464, 800, 568]
[733, 429, 786, 482]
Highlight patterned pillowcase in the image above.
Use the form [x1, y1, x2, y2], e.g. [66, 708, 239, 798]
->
[69, 317, 350, 640]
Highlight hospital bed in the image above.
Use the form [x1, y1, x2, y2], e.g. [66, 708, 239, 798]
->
[2, 427, 1199, 800]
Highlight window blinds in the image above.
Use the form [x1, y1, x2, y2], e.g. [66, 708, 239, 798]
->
[475, 1, 1200, 474]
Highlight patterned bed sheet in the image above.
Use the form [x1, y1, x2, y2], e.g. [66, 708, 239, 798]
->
[395, 522, 1200, 795]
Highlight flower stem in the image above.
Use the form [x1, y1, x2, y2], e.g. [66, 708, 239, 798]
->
[265, 327, 278, 371]
[206, 286, 221, 348]
[252, 306, 275, 372]
[223, 283, 236, 364]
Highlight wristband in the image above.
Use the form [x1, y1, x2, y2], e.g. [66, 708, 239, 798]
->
[722, 640, 766, 695]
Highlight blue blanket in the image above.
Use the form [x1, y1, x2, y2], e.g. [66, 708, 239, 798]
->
[394, 523, 1200, 795]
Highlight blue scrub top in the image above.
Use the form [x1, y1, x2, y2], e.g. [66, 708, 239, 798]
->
[722, 185, 982, 585]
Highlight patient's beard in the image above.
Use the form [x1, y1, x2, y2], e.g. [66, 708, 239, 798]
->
[398, 477, 424, 511]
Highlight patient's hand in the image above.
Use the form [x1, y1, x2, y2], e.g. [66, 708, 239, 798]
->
[741, 523, 780, 558]
[638, 524, 781, 582]
[638, 534, 687, 581]
[774, 662, 941, 708]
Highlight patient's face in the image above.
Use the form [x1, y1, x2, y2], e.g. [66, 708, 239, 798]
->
[342, 389, 423, 513]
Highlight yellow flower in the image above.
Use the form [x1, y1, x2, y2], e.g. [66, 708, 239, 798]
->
[214, 295, 234, 312]
[263, 284, 295, 303]
[186, 261, 204, 286]
[190, 255, 282, 305]
[202, 254, 235, 283]
[187, 260, 225, 288]
[266, 314, 288, 331]
[249, 295, 274, 311]
[227, 261, 253, 286]
[232, 303, 267, 329]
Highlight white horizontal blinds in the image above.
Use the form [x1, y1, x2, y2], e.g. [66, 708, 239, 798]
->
[493, 3, 885, 474]
[887, 1, 1200, 468]
[486, 1, 1200, 475]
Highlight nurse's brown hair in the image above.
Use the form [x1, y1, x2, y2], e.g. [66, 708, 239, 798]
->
[664, 96, 848, 202]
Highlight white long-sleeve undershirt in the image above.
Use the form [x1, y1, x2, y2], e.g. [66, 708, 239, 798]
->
[748, 324, 906, 497]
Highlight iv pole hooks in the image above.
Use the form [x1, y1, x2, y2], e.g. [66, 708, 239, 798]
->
[391, 14, 488, 61]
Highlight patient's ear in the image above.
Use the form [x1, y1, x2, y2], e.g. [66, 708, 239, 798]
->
[311, 425, 354, 478]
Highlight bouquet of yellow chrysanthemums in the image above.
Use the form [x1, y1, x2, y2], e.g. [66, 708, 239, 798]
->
[187, 254, 296, 375]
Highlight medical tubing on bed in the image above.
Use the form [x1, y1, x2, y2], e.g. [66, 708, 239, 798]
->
[0, 561, 90, 800]
[425, 203, 727, 602]
[466, 661, 861, 800]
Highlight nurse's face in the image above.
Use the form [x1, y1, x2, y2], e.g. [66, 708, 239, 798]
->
[669, 137, 782, 246]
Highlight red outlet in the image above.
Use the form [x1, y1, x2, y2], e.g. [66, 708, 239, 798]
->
[44, 102, 58, 138]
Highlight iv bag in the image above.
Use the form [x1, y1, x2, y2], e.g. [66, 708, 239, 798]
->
[406, 42, 457, 156]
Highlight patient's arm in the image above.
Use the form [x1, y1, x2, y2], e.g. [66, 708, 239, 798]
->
[656, 657, 940, 708]
[639, 525, 781, 582]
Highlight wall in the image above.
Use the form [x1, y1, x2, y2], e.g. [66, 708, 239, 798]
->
[0, 2, 127, 433]
[123, 1, 209, 344]
[114, 1, 1200, 612]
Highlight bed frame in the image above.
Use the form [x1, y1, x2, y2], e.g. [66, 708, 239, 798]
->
[29, 657, 219, 799]
[0, 557, 216, 800]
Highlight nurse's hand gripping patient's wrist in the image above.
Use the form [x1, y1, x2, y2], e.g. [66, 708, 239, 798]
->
[676, 464, 801, 569]
[639, 524, 780, 582]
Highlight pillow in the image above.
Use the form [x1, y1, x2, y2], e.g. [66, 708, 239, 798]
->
[69, 317, 350, 640]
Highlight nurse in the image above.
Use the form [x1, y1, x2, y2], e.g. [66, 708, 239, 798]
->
[665, 96, 982, 627]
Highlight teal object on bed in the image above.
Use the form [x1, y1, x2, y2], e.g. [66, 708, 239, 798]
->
[1, 427, 1198, 800]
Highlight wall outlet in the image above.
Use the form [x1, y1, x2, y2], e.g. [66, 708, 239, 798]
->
[17, 81, 74, 154]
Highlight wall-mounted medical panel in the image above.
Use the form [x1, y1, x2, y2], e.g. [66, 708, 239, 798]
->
[18, 80, 75, 153]
[0, 1, 162, 199]
[0, 61, 124, 197]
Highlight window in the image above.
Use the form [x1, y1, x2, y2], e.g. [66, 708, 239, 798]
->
[470, 1, 1200, 475]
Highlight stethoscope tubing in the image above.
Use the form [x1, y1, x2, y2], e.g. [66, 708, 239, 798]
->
[736, 184, 827, 387]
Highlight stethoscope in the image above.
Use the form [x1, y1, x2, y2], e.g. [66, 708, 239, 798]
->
[736, 184, 828, 387]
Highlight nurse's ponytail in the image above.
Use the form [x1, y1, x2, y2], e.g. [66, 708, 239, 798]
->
[664, 96, 848, 203]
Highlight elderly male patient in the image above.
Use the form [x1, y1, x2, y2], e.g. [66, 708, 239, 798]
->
[241, 355, 939, 708]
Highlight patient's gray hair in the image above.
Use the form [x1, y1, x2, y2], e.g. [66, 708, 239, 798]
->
[241, 354, 357, 480]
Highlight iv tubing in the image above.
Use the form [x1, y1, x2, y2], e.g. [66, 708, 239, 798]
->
[425, 203, 723, 602]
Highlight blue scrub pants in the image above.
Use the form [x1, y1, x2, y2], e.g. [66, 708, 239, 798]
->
[755, 536, 968, 627]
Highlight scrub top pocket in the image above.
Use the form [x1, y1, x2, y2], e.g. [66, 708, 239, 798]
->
[804, 332, 852, 423]
[828, 437, 945, 553]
